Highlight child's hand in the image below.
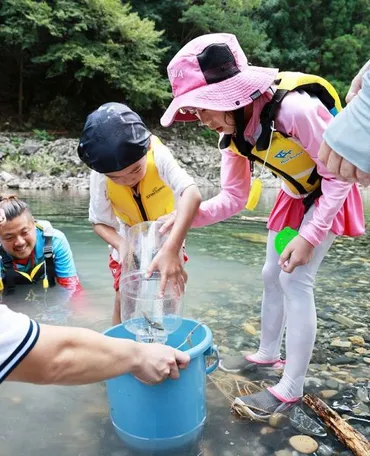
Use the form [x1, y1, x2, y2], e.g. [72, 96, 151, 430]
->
[279, 235, 314, 273]
[157, 211, 177, 235]
[146, 247, 187, 298]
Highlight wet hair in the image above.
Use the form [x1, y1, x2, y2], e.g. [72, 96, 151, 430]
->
[0, 194, 31, 222]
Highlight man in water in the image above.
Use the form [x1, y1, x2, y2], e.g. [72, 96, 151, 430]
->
[0, 194, 80, 294]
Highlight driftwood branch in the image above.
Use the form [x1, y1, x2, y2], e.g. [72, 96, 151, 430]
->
[303, 394, 370, 456]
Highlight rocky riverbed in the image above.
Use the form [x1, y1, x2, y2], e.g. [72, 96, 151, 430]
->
[183, 220, 370, 456]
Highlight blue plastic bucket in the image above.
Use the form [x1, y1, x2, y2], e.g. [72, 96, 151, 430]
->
[104, 319, 218, 452]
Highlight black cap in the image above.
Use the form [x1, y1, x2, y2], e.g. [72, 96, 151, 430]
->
[77, 102, 151, 173]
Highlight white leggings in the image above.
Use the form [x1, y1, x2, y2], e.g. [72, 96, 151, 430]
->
[250, 207, 336, 400]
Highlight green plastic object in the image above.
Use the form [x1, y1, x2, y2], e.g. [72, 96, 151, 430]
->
[275, 227, 299, 255]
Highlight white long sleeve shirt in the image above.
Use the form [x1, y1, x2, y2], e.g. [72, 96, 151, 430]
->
[88, 139, 195, 259]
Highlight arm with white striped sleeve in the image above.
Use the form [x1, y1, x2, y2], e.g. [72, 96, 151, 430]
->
[0, 306, 189, 385]
[0, 305, 40, 383]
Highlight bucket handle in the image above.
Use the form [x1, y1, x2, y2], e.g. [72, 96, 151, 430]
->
[205, 344, 219, 375]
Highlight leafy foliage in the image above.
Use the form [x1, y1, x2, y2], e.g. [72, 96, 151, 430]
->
[32, 129, 55, 141]
[0, 0, 168, 127]
[254, 0, 370, 98]
[180, 0, 271, 64]
[0, 0, 368, 127]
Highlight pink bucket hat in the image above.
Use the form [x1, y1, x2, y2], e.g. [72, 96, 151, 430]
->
[160, 33, 279, 127]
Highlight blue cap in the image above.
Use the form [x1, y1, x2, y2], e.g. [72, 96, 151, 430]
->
[77, 102, 151, 173]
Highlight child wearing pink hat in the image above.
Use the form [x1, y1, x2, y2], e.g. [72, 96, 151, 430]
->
[161, 33, 365, 419]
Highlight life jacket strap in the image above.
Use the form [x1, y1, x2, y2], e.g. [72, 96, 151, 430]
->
[257, 89, 289, 152]
[0, 246, 16, 294]
[43, 236, 56, 287]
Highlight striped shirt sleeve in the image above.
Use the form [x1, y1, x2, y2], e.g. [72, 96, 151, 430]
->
[0, 305, 40, 383]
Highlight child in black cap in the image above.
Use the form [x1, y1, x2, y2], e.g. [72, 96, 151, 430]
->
[78, 102, 201, 325]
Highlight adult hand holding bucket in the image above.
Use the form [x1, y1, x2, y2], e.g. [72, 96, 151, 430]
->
[132, 343, 190, 385]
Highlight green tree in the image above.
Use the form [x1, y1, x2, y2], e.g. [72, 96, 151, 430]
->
[0, 0, 55, 124]
[180, 0, 271, 65]
[34, 0, 169, 111]
[255, 0, 370, 99]
[129, 0, 272, 65]
[129, 0, 192, 58]
[0, 0, 169, 128]
[1, 0, 368, 127]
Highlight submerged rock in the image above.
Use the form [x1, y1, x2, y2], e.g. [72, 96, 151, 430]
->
[320, 390, 338, 400]
[330, 339, 352, 349]
[348, 336, 365, 346]
[353, 402, 370, 415]
[261, 429, 287, 451]
[330, 315, 364, 328]
[289, 406, 327, 437]
[317, 443, 334, 456]
[289, 435, 319, 454]
[325, 379, 339, 389]
[330, 356, 357, 365]
[242, 322, 257, 335]
[275, 450, 294, 456]
[269, 412, 289, 428]
[331, 387, 363, 414]
[347, 415, 370, 425]
[357, 386, 369, 403]
[260, 426, 275, 435]
[231, 233, 267, 244]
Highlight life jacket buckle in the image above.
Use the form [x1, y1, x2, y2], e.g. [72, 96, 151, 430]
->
[43, 245, 54, 259]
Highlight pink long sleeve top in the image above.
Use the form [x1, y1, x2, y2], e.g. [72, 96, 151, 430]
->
[192, 90, 365, 246]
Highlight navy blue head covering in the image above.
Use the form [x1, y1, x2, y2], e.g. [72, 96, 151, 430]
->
[77, 102, 151, 173]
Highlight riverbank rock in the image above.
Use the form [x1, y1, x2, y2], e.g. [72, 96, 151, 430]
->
[0, 132, 281, 190]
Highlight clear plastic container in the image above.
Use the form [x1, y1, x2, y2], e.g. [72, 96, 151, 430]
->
[122, 221, 174, 276]
[120, 221, 184, 344]
[120, 271, 184, 344]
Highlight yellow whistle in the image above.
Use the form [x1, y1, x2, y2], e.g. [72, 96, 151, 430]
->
[43, 277, 49, 289]
[0, 278, 4, 291]
[246, 178, 263, 211]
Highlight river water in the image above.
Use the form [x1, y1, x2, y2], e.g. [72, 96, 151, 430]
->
[0, 188, 369, 456]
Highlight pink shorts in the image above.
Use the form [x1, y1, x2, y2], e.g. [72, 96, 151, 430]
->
[108, 255, 122, 292]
